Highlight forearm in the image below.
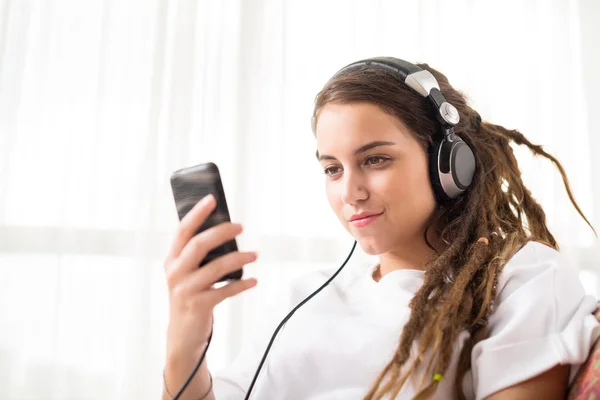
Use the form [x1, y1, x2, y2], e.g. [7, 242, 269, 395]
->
[163, 353, 215, 400]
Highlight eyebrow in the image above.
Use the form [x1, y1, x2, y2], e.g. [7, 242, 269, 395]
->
[316, 140, 396, 161]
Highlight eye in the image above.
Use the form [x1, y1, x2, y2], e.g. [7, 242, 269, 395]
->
[365, 156, 389, 166]
[323, 165, 342, 177]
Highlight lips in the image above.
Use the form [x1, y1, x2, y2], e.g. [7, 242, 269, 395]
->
[349, 211, 383, 228]
[349, 211, 382, 222]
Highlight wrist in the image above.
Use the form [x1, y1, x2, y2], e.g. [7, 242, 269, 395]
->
[164, 368, 213, 400]
[164, 352, 212, 400]
[166, 339, 208, 367]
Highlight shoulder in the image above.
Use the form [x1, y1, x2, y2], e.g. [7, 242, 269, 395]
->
[501, 240, 567, 276]
[496, 241, 582, 304]
[493, 240, 592, 331]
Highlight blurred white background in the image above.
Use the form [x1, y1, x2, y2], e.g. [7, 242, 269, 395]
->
[1, 0, 599, 399]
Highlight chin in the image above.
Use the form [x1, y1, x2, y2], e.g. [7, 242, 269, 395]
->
[356, 236, 390, 256]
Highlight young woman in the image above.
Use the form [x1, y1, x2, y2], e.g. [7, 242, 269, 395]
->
[162, 57, 600, 400]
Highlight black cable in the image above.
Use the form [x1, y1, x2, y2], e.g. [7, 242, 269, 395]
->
[243, 240, 357, 399]
[170, 240, 357, 400]
[172, 324, 214, 400]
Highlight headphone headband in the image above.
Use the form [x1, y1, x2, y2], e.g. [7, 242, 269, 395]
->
[335, 57, 460, 127]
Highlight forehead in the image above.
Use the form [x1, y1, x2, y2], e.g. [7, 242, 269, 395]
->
[315, 102, 411, 150]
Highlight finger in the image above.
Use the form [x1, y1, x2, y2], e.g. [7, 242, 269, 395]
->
[166, 194, 216, 263]
[174, 222, 243, 275]
[184, 251, 257, 292]
[206, 278, 258, 306]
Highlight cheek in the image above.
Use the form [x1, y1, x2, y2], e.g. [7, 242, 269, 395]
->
[382, 162, 437, 222]
[326, 183, 342, 214]
[408, 178, 436, 223]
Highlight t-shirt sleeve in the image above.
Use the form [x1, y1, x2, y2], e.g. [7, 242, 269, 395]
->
[471, 242, 600, 400]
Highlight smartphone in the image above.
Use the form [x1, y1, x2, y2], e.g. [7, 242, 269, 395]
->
[170, 162, 242, 282]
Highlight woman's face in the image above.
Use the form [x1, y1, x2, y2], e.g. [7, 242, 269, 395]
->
[315, 102, 437, 255]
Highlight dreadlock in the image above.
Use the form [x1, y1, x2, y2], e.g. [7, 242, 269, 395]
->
[312, 63, 596, 400]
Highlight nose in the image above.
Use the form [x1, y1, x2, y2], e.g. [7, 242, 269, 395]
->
[340, 170, 368, 205]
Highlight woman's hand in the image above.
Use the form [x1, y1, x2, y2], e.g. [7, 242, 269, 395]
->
[163, 194, 258, 398]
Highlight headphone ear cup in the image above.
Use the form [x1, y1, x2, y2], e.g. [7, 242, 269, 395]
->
[429, 137, 476, 202]
[428, 140, 450, 203]
[450, 140, 476, 189]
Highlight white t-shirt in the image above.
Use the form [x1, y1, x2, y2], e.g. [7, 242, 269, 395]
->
[212, 242, 600, 399]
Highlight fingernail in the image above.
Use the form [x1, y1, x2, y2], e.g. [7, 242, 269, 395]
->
[203, 194, 215, 204]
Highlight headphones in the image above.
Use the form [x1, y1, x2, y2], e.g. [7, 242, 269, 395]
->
[330, 57, 477, 202]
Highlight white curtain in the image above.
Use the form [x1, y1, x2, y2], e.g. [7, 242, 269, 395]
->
[1, 0, 598, 398]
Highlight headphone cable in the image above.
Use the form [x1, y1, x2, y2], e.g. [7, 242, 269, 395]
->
[243, 240, 357, 399]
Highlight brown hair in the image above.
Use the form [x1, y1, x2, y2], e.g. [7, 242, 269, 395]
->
[312, 63, 596, 399]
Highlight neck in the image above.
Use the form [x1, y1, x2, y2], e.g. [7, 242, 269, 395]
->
[373, 238, 439, 282]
